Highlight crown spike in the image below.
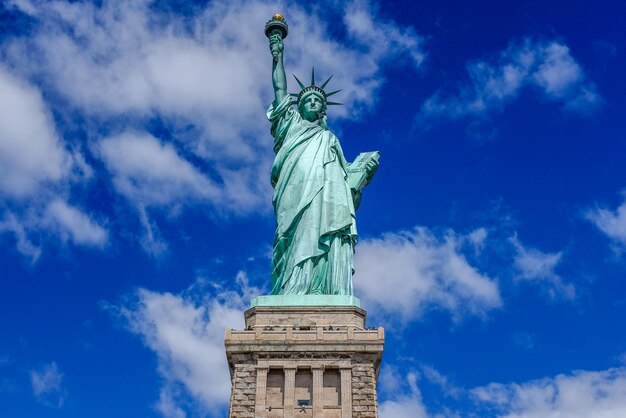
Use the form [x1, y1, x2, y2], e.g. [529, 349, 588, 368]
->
[326, 101, 343, 106]
[320, 75, 333, 90]
[326, 89, 342, 97]
[311, 67, 315, 86]
[293, 74, 305, 89]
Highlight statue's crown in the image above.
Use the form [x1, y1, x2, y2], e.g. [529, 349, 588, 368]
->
[290, 68, 342, 107]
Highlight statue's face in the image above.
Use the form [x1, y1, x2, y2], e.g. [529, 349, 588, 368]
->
[300, 93, 325, 122]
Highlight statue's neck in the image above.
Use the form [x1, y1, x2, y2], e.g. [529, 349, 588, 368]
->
[301, 112, 326, 129]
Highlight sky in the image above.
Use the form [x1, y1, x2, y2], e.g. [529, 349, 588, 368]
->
[1, 0, 626, 417]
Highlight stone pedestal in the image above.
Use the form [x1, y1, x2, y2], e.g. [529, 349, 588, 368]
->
[225, 304, 384, 418]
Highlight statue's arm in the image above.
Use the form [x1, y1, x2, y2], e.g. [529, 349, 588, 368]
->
[270, 33, 287, 105]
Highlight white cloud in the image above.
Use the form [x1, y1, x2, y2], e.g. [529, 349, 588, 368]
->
[420, 38, 601, 123]
[587, 194, 626, 249]
[4, 0, 424, 219]
[467, 227, 488, 251]
[6, 0, 425, 129]
[379, 365, 626, 418]
[354, 227, 501, 322]
[156, 389, 186, 418]
[379, 370, 430, 418]
[344, 1, 425, 69]
[473, 367, 626, 418]
[0, 64, 69, 199]
[137, 206, 169, 257]
[1, 199, 107, 257]
[98, 132, 220, 208]
[44, 199, 108, 247]
[420, 365, 463, 398]
[533, 43, 584, 98]
[380, 391, 430, 418]
[30, 362, 66, 408]
[97, 131, 252, 254]
[510, 235, 574, 300]
[0, 211, 42, 261]
[113, 273, 257, 417]
[0, 63, 108, 256]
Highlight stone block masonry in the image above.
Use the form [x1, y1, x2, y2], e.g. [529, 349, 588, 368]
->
[225, 305, 384, 418]
[228, 364, 257, 418]
[351, 364, 378, 418]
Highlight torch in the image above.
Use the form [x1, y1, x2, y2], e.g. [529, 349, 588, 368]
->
[265, 13, 288, 60]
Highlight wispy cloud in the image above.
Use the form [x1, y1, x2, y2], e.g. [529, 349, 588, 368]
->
[510, 234, 574, 300]
[379, 369, 430, 418]
[354, 227, 501, 323]
[5, 0, 425, 167]
[30, 362, 66, 408]
[378, 365, 467, 418]
[0, 62, 106, 256]
[44, 199, 108, 247]
[155, 389, 186, 418]
[97, 132, 220, 209]
[2, 0, 425, 256]
[0, 65, 69, 199]
[379, 365, 626, 418]
[0, 211, 42, 261]
[473, 367, 626, 418]
[587, 192, 626, 250]
[419, 38, 601, 129]
[344, 1, 425, 69]
[110, 273, 259, 417]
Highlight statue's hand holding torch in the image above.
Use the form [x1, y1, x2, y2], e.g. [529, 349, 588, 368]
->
[269, 32, 284, 61]
[265, 13, 288, 62]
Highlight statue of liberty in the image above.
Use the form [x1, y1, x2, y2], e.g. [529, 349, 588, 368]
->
[266, 14, 379, 296]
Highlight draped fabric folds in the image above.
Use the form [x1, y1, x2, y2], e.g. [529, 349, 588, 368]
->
[268, 95, 357, 295]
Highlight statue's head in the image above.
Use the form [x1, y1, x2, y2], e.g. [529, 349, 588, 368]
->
[292, 69, 342, 127]
[298, 91, 326, 123]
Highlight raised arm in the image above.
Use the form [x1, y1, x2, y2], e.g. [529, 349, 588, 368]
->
[269, 32, 287, 105]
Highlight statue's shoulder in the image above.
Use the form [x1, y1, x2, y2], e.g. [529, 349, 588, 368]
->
[268, 96, 297, 121]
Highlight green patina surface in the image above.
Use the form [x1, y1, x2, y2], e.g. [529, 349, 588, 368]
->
[263, 14, 379, 304]
[251, 294, 361, 307]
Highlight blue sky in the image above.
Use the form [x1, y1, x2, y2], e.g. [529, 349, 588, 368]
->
[1, 0, 626, 417]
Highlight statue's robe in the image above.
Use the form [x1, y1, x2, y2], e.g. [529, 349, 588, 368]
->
[268, 95, 357, 295]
